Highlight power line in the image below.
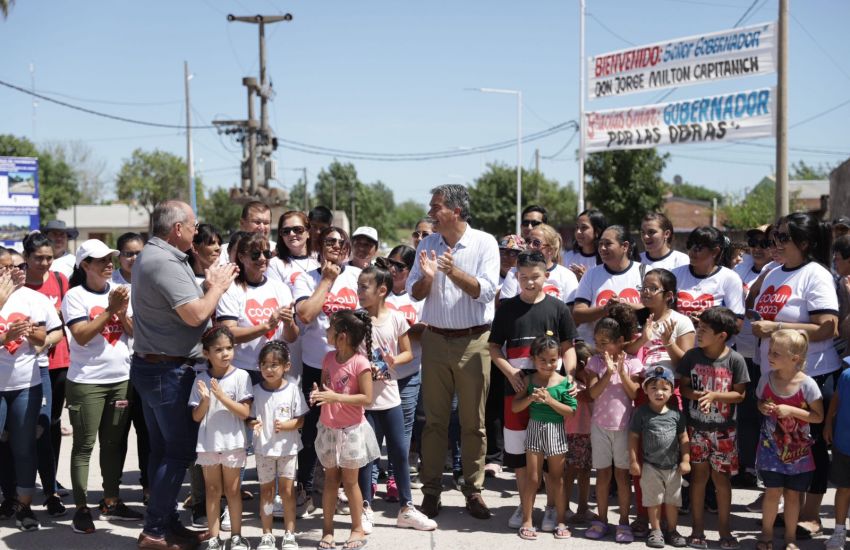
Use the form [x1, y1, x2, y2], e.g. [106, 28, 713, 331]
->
[790, 12, 850, 83]
[790, 98, 850, 129]
[30, 88, 181, 107]
[542, 128, 579, 160]
[587, 13, 636, 47]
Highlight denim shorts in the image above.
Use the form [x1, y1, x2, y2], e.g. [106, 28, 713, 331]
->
[759, 469, 814, 492]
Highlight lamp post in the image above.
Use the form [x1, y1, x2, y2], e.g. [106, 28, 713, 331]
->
[470, 88, 522, 235]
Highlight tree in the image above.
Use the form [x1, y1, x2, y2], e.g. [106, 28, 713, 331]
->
[790, 160, 834, 181]
[467, 163, 577, 236]
[585, 149, 668, 234]
[200, 187, 242, 234]
[116, 149, 202, 224]
[0, 134, 80, 221]
[393, 200, 427, 231]
[722, 177, 803, 230]
[668, 181, 723, 204]
[286, 179, 310, 212]
[43, 140, 109, 203]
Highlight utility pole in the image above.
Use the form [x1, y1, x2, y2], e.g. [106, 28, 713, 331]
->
[302, 167, 309, 212]
[577, 0, 587, 214]
[185, 61, 197, 212]
[775, 0, 789, 218]
[29, 62, 36, 141]
[535, 148, 540, 202]
[350, 185, 356, 230]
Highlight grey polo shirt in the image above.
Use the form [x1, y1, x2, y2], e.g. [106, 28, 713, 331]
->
[131, 237, 207, 359]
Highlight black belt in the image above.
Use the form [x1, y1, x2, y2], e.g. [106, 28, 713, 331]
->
[428, 324, 490, 338]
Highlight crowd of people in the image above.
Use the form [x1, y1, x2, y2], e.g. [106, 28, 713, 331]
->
[1, 185, 850, 550]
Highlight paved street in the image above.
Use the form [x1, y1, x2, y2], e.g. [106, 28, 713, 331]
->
[0, 416, 840, 549]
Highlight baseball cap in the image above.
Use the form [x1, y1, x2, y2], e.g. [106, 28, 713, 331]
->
[352, 226, 379, 244]
[642, 365, 675, 389]
[498, 234, 526, 251]
[75, 239, 119, 267]
[833, 217, 850, 229]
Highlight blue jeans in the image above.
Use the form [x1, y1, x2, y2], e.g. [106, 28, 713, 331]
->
[0, 384, 43, 498]
[130, 357, 199, 537]
[37, 367, 57, 496]
[385, 372, 420, 480]
[359, 405, 413, 508]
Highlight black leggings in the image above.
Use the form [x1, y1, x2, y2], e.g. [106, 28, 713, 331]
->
[297, 366, 323, 495]
[807, 370, 836, 495]
[49, 368, 68, 469]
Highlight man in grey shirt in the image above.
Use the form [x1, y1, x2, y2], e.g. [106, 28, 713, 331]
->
[131, 200, 236, 550]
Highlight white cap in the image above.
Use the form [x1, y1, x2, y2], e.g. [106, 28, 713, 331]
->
[75, 239, 119, 267]
[352, 226, 379, 244]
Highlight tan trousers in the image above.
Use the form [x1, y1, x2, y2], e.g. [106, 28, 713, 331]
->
[419, 329, 491, 497]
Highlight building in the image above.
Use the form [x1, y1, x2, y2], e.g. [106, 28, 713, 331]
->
[55, 203, 149, 249]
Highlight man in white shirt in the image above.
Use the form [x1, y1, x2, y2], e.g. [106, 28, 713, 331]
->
[407, 184, 500, 521]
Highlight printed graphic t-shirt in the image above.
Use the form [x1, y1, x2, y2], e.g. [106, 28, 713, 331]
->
[755, 374, 821, 474]
[677, 347, 749, 430]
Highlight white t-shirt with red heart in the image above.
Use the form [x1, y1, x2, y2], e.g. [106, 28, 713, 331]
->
[385, 291, 423, 381]
[293, 266, 361, 370]
[671, 265, 746, 319]
[0, 287, 61, 391]
[216, 277, 295, 372]
[499, 263, 579, 305]
[62, 282, 133, 385]
[574, 261, 643, 343]
[754, 261, 840, 376]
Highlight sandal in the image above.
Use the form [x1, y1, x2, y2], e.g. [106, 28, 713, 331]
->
[318, 540, 335, 550]
[756, 540, 773, 550]
[647, 529, 666, 548]
[554, 525, 571, 539]
[688, 535, 708, 549]
[720, 536, 740, 550]
[666, 530, 687, 548]
[519, 526, 538, 541]
[631, 518, 650, 539]
[616, 524, 635, 543]
[342, 539, 368, 550]
[568, 509, 597, 525]
[585, 520, 608, 540]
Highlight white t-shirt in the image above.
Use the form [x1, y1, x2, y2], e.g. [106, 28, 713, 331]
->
[734, 261, 768, 358]
[364, 309, 409, 411]
[62, 283, 132, 384]
[293, 266, 361, 369]
[189, 368, 253, 453]
[500, 263, 579, 305]
[640, 250, 690, 271]
[640, 310, 695, 370]
[216, 277, 295, 372]
[385, 291, 423, 380]
[562, 249, 598, 271]
[251, 380, 308, 457]
[574, 261, 643, 343]
[50, 252, 75, 279]
[671, 265, 745, 319]
[0, 287, 62, 391]
[754, 261, 841, 376]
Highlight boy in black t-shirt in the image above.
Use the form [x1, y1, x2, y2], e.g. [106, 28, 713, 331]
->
[489, 250, 577, 532]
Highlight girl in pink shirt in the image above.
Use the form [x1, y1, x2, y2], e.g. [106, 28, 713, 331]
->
[310, 309, 380, 550]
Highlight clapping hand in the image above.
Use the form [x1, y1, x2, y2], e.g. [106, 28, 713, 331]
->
[209, 378, 225, 400]
[436, 248, 455, 275]
[418, 250, 438, 279]
[657, 319, 675, 345]
[107, 285, 130, 314]
[196, 379, 209, 401]
[310, 383, 337, 407]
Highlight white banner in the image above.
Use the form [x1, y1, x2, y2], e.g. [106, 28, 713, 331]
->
[584, 87, 775, 153]
[589, 22, 776, 99]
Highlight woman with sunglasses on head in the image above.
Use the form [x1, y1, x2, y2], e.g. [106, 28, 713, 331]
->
[750, 212, 840, 538]
[292, 226, 361, 511]
[639, 212, 689, 270]
[500, 223, 578, 306]
[563, 208, 608, 282]
[671, 227, 745, 328]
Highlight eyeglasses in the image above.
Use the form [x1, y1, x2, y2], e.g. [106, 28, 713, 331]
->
[640, 285, 664, 295]
[323, 237, 346, 249]
[120, 250, 141, 258]
[521, 219, 543, 228]
[280, 225, 306, 236]
[411, 231, 431, 239]
[249, 249, 273, 261]
[15, 263, 26, 270]
[773, 231, 791, 245]
[529, 238, 547, 249]
[376, 256, 407, 271]
[747, 237, 771, 249]
[499, 249, 520, 258]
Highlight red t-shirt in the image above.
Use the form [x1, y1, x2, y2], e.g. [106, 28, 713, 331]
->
[26, 272, 70, 370]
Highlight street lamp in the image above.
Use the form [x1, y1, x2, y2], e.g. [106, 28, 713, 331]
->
[469, 87, 522, 235]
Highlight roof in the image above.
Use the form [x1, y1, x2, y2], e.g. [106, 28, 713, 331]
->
[788, 179, 829, 199]
[55, 204, 149, 230]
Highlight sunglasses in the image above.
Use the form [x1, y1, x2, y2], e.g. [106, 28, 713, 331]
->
[521, 219, 543, 228]
[772, 231, 792, 244]
[529, 238, 546, 249]
[377, 257, 408, 272]
[280, 225, 306, 236]
[411, 230, 431, 239]
[747, 237, 771, 249]
[120, 250, 141, 258]
[499, 249, 520, 258]
[249, 249, 273, 261]
[324, 237, 346, 249]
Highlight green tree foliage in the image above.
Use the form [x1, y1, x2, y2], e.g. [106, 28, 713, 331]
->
[0, 134, 80, 221]
[467, 163, 577, 236]
[116, 149, 203, 222]
[200, 187, 242, 235]
[667, 181, 723, 204]
[722, 177, 803, 230]
[393, 200, 427, 231]
[1, 0, 15, 19]
[790, 160, 834, 180]
[585, 149, 668, 234]
[286, 179, 310, 212]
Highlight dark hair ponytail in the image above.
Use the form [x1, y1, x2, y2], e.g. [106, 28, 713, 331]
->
[594, 302, 638, 342]
[259, 340, 291, 365]
[687, 226, 732, 268]
[68, 265, 86, 289]
[329, 308, 372, 353]
[781, 212, 832, 267]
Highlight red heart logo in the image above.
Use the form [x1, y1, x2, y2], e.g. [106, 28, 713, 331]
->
[0, 313, 28, 354]
[386, 302, 417, 326]
[245, 298, 281, 339]
[543, 284, 561, 299]
[754, 285, 792, 321]
[322, 287, 358, 316]
[677, 291, 716, 316]
[90, 306, 124, 346]
[289, 272, 303, 286]
[595, 288, 641, 308]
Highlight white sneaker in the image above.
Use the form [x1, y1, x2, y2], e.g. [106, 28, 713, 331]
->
[826, 528, 847, 550]
[220, 505, 231, 531]
[363, 502, 375, 523]
[541, 505, 556, 532]
[508, 505, 523, 529]
[257, 533, 276, 550]
[397, 506, 437, 531]
[336, 488, 350, 515]
[281, 530, 299, 550]
[273, 495, 285, 519]
[361, 509, 374, 535]
[230, 534, 250, 550]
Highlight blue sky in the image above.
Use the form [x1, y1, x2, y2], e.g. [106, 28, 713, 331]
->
[1, 0, 848, 210]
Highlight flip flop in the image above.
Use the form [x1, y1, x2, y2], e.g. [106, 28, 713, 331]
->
[720, 536, 740, 550]
[318, 540, 335, 550]
[519, 526, 538, 541]
[554, 525, 571, 539]
[342, 539, 368, 550]
[688, 535, 709, 549]
[585, 520, 608, 540]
